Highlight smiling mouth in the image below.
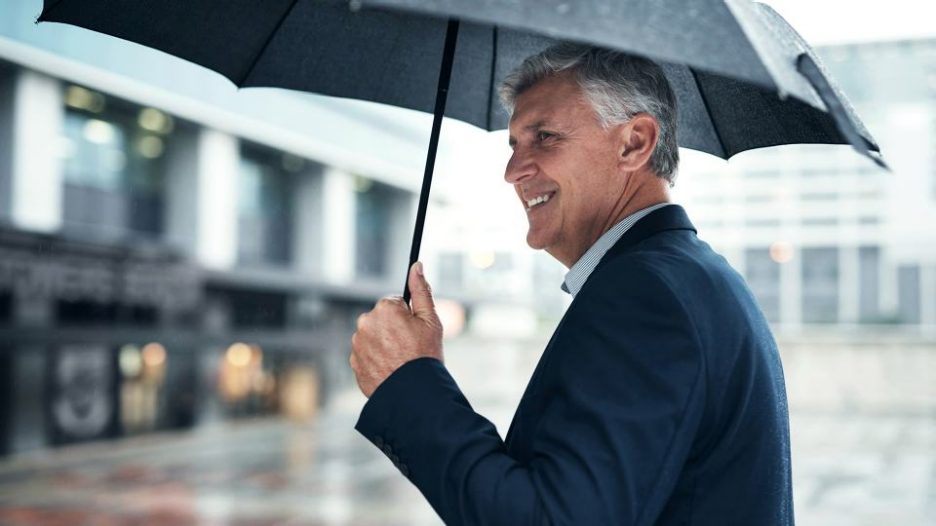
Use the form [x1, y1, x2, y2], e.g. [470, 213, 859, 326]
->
[525, 192, 556, 212]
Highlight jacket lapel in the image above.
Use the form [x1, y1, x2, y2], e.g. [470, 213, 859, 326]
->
[504, 204, 697, 454]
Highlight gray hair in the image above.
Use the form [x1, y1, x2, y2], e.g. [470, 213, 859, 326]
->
[499, 43, 680, 184]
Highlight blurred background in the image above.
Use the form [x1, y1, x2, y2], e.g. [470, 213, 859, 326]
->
[0, 1, 933, 525]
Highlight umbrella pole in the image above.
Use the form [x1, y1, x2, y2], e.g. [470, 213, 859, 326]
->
[403, 19, 460, 304]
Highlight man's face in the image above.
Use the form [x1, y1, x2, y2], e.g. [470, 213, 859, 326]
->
[505, 73, 627, 267]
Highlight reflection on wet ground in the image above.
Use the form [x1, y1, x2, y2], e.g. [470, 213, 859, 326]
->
[0, 334, 933, 525]
[0, 414, 434, 525]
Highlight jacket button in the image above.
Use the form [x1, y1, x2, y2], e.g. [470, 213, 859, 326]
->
[399, 464, 410, 477]
[389, 453, 400, 465]
[373, 436, 384, 448]
[382, 444, 393, 456]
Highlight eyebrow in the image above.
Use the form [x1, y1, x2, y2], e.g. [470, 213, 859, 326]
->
[508, 120, 556, 146]
[524, 120, 551, 132]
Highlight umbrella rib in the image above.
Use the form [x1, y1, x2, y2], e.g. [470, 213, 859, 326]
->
[689, 69, 728, 159]
[238, 0, 301, 87]
[486, 26, 499, 130]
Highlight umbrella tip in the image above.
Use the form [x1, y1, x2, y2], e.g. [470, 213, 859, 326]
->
[864, 150, 890, 171]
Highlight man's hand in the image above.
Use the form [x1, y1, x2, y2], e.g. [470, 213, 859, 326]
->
[350, 261, 444, 398]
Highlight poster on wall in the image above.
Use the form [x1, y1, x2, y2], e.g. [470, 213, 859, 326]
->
[48, 345, 118, 444]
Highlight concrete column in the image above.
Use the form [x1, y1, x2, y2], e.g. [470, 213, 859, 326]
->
[320, 167, 355, 284]
[839, 245, 860, 324]
[8, 71, 64, 232]
[165, 128, 239, 269]
[780, 246, 802, 329]
[196, 130, 239, 269]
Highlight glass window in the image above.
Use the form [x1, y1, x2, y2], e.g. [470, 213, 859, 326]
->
[355, 180, 398, 279]
[897, 265, 921, 324]
[744, 194, 774, 203]
[60, 92, 170, 240]
[802, 247, 839, 323]
[801, 192, 839, 201]
[237, 146, 294, 266]
[802, 217, 838, 226]
[745, 218, 781, 227]
[744, 248, 780, 322]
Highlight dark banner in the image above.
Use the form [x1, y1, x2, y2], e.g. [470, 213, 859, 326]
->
[47, 344, 119, 444]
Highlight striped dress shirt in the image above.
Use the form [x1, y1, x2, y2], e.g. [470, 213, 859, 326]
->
[561, 202, 673, 297]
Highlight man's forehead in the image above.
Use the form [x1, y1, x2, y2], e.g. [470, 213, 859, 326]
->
[508, 75, 586, 131]
[508, 97, 569, 134]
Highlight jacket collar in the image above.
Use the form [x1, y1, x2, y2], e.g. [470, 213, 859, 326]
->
[593, 204, 697, 273]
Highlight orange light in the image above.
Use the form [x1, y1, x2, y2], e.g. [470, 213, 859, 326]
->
[436, 299, 466, 339]
[141, 342, 166, 367]
[769, 241, 794, 264]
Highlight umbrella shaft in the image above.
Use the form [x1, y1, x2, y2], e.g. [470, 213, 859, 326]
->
[403, 19, 460, 304]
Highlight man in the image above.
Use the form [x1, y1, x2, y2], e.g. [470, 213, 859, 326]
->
[351, 44, 794, 525]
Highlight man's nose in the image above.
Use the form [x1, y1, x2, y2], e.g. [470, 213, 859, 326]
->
[504, 150, 535, 184]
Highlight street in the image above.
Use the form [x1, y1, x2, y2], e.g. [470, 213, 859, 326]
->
[0, 334, 933, 525]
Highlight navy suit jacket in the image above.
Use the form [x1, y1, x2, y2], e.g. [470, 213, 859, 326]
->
[356, 205, 794, 525]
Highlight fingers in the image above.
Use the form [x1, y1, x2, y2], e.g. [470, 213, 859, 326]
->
[407, 261, 437, 320]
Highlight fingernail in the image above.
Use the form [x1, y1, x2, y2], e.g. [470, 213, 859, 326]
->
[415, 261, 424, 276]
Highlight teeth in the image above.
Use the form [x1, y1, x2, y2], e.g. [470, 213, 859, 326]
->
[526, 193, 552, 209]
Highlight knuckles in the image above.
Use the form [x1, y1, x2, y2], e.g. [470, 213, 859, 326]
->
[376, 296, 404, 310]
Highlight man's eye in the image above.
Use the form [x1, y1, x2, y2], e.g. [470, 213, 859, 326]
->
[536, 131, 555, 142]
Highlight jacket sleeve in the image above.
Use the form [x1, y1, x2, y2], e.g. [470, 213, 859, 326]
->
[355, 263, 706, 525]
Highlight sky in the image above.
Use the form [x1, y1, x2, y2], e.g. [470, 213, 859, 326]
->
[765, 0, 936, 45]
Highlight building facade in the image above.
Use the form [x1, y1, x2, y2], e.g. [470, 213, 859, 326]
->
[0, 16, 427, 454]
[673, 39, 936, 332]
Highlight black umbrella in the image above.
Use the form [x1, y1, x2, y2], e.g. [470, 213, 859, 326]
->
[37, 0, 884, 300]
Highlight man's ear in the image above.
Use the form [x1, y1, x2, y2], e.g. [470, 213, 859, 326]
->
[617, 113, 659, 172]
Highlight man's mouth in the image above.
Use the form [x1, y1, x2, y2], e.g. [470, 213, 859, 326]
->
[525, 192, 556, 212]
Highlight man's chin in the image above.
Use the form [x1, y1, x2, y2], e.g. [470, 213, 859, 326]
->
[525, 231, 549, 251]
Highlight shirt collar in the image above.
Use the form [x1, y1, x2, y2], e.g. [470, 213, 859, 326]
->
[561, 202, 672, 297]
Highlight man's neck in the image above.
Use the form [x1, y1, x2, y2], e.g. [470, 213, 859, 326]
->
[551, 178, 671, 268]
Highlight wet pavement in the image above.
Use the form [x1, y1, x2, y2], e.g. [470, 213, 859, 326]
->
[0, 334, 934, 525]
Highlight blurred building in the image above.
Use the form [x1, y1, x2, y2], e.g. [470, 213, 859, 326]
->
[674, 39, 936, 332]
[0, 7, 435, 455]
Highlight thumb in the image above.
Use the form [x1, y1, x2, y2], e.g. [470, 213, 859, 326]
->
[408, 261, 437, 320]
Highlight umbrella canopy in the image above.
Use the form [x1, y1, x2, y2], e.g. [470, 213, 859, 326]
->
[37, 0, 882, 161]
[37, 0, 885, 297]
